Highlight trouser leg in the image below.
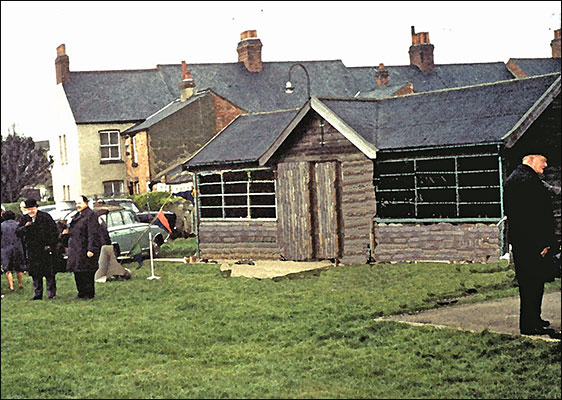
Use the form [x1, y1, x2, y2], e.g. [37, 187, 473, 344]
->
[32, 276, 43, 299]
[45, 271, 56, 298]
[517, 276, 544, 331]
[74, 271, 95, 298]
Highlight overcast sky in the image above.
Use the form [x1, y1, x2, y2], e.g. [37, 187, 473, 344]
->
[1, 1, 560, 142]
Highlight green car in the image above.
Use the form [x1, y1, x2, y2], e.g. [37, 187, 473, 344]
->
[63, 206, 170, 259]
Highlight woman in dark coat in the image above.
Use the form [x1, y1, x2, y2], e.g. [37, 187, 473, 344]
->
[15, 199, 59, 300]
[2, 210, 26, 292]
[64, 195, 102, 299]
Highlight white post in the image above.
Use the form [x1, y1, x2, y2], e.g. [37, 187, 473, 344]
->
[147, 231, 160, 280]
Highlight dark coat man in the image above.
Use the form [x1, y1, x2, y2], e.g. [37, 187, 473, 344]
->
[65, 196, 102, 299]
[16, 199, 59, 300]
[503, 154, 556, 335]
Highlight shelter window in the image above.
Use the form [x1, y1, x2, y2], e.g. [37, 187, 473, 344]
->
[375, 149, 502, 221]
[198, 168, 276, 219]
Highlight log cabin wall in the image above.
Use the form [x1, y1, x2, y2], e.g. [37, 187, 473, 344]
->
[272, 112, 376, 265]
[198, 220, 279, 260]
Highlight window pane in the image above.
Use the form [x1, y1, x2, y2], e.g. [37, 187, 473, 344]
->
[201, 208, 222, 218]
[224, 196, 247, 206]
[200, 196, 222, 207]
[416, 173, 455, 187]
[458, 172, 498, 187]
[251, 169, 274, 181]
[250, 194, 275, 206]
[224, 171, 248, 182]
[225, 207, 248, 218]
[224, 183, 247, 194]
[459, 204, 500, 218]
[101, 147, 110, 159]
[199, 173, 221, 184]
[417, 158, 455, 172]
[110, 146, 120, 158]
[100, 133, 109, 145]
[108, 211, 124, 227]
[250, 182, 275, 193]
[251, 207, 276, 219]
[199, 184, 221, 195]
[122, 211, 136, 225]
[378, 175, 414, 190]
[418, 204, 456, 218]
[417, 188, 456, 203]
[109, 132, 119, 144]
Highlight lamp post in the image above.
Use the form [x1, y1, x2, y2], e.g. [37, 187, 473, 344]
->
[285, 63, 311, 99]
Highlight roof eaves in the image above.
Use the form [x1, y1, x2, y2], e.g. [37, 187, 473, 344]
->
[257, 102, 312, 166]
[310, 97, 378, 159]
[502, 74, 561, 148]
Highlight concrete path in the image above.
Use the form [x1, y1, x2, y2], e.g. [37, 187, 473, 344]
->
[381, 291, 561, 340]
[213, 259, 560, 341]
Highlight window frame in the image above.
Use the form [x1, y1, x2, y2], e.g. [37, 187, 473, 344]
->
[374, 145, 504, 222]
[103, 180, 125, 197]
[99, 130, 121, 161]
[196, 167, 277, 220]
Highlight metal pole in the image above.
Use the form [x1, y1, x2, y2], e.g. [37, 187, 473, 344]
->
[147, 231, 160, 280]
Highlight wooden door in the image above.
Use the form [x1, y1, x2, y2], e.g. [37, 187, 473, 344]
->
[277, 161, 341, 261]
[312, 161, 340, 259]
[277, 161, 313, 260]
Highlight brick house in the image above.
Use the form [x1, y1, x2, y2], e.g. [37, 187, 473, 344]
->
[185, 74, 561, 265]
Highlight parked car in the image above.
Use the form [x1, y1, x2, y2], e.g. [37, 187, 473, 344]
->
[96, 198, 178, 238]
[39, 201, 76, 223]
[63, 205, 170, 259]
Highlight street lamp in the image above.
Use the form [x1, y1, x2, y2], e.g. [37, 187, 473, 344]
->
[285, 63, 311, 98]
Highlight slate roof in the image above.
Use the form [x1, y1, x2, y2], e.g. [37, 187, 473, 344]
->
[321, 73, 560, 150]
[121, 91, 208, 135]
[63, 69, 177, 124]
[185, 73, 560, 167]
[508, 58, 561, 77]
[348, 62, 515, 95]
[63, 59, 536, 124]
[186, 109, 299, 167]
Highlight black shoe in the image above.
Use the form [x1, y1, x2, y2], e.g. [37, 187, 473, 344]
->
[521, 327, 554, 336]
[540, 319, 550, 327]
[48, 296, 56, 300]
[30, 296, 42, 300]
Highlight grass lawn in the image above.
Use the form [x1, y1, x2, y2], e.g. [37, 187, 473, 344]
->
[1, 240, 560, 399]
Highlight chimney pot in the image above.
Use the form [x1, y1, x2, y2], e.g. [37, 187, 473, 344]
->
[179, 61, 196, 101]
[408, 28, 434, 73]
[55, 43, 70, 84]
[376, 63, 389, 86]
[237, 29, 263, 73]
[552, 28, 561, 58]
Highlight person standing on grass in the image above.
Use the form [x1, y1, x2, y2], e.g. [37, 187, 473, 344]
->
[15, 199, 59, 300]
[63, 195, 102, 299]
[2, 210, 26, 293]
[503, 153, 557, 336]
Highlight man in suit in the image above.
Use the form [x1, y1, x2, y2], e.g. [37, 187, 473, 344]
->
[503, 153, 557, 335]
[16, 199, 59, 300]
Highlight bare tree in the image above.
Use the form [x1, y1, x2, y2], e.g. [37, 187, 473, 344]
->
[1, 124, 53, 203]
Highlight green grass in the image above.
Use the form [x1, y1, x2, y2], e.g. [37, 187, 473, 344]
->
[1, 255, 560, 399]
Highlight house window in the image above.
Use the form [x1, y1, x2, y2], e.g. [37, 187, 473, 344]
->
[375, 149, 502, 220]
[103, 180, 124, 196]
[63, 185, 70, 201]
[132, 135, 138, 164]
[198, 168, 276, 219]
[99, 130, 121, 160]
[59, 135, 68, 164]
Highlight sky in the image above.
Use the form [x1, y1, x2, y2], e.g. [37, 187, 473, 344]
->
[1, 1, 560, 142]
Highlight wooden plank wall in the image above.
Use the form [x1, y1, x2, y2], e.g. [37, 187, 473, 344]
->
[273, 113, 376, 264]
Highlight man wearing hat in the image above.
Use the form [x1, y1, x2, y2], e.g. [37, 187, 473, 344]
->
[15, 199, 60, 300]
[503, 153, 557, 335]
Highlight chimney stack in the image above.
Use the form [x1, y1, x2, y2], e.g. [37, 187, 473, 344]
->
[55, 44, 70, 84]
[551, 28, 561, 58]
[409, 26, 435, 73]
[376, 63, 389, 86]
[179, 61, 196, 101]
[237, 30, 263, 73]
